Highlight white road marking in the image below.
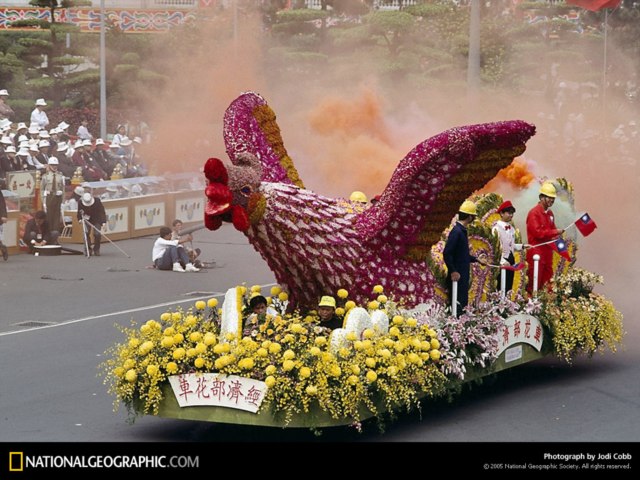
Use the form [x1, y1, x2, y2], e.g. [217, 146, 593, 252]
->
[0, 282, 277, 337]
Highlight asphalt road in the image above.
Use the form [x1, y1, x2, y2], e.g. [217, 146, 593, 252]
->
[0, 223, 639, 443]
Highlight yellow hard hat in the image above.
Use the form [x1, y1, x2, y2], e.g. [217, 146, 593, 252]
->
[318, 296, 336, 308]
[459, 200, 477, 216]
[349, 191, 368, 203]
[539, 182, 557, 198]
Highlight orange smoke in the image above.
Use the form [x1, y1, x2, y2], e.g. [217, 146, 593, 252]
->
[482, 158, 535, 192]
[307, 87, 391, 146]
[300, 87, 401, 198]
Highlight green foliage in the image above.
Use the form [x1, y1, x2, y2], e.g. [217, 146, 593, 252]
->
[61, 70, 99, 88]
[16, 37, 52, 50]
[10, 19, 51, 29]
[365, 11, 415, 33]
[275, 8, 329, 23]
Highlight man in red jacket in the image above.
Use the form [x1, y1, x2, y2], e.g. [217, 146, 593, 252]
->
[526, 182, 565, 293]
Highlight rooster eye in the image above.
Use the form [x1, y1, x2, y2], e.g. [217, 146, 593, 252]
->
[240, 186, 252, 196]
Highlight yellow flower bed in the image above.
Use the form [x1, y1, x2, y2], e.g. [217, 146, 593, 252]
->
[100, 292, 448, 425]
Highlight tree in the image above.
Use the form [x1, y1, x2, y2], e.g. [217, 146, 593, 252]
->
[8, 1, 93, 106]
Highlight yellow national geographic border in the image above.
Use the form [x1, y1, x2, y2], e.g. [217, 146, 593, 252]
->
[9, 452, 23, 472]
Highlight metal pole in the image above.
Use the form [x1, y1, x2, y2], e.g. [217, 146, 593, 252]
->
[601, 9, 608, 121]
[99, 0, 107, 140]
[467, 0, 481, 93]
[451, 280, 458, 317]
[532, 254, 540, 293]
[500, 268, 506, 298]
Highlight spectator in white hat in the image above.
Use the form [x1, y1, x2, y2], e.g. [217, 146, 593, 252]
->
[0, 89, 14, 121]
[31, 99, 49, 129]
[78, 191, 106, 256]
[28, 143, 46, 170]
[91, 138, 115, 177]
[41, 157, 65, 232]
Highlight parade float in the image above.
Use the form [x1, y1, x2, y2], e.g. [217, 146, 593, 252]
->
[101, 93, 624, 430]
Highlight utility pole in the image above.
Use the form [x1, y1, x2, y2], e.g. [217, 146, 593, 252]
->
[100, 0, 107, 140]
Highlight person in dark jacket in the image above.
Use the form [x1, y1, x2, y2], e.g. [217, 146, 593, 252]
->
[317, 296, 342, 330]
[0, 189, 8, 260]
[77, 192, 106, 256]
[443, 200, 485, 316]
[23, 210, 59, 254]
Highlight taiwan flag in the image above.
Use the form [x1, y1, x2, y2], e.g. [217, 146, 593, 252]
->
[575, 213, 597, 237]
[502, 262, 525, 272]
[553, 238, 572, 261]
[565, 0, 622, 11]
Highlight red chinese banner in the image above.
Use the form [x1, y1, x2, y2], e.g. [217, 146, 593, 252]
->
[565, 0, 622, 11]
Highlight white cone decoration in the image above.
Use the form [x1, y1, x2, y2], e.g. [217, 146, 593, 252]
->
[329, 328, 349, 352]
[220, 287, 241, 342]
[370, 310, 389, 334]
[344, 307, 373, 336]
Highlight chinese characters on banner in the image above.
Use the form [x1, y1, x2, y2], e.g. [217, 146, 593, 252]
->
[495, 314, 544, 358]
[168, 373, 267, 413]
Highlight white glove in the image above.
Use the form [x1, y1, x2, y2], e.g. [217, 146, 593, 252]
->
[56, 190, 63, 196]
[500, 257, 509, 266]
[82, 214, 90, 221]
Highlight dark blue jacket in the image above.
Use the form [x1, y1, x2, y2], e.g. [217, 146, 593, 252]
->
[443, 222, 478, 281]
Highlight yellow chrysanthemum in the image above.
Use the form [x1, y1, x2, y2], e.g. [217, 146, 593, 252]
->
[189, 332, 202, 342]
[430, 339, 441, 350]
[314, 336, 327, 346]
[282, 360, 295, 371]
[270, 286, 282, 296]
[278, 292, 289, 302]
[366, 370, 377, 383]
[125, 369, 137, 382]
[265, 365, 277, 375]
[207, 298, 218, 308]
[173, 333, 184, 344]
[194, 357, 205, 368]
[299, 367, 311, 379]
[146, 365, 159, 376]
[160, 313, 171, 322]
[305, 385, 318, 395]
[368, 300, 379, 310]
[345, 300, 356, 310]
[373, 285, 384, 294]
[204, 332, 216, 346]
[335, 307, 345, 316]
[406, 318, 418, 327]
[377, 295, 388, 304]
[166, 362, 178, 374]
[114, 367, 125, 377]
[337, 289, 349, 299]
[163, 327, 175, 336]
[265, 376, 276, 388]
[172, 348, 186, 360]
[250, 285, 262, 293]
[430, 350, 441, 361]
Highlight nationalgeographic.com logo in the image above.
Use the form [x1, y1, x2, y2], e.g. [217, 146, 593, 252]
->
[9, 452, 23, 471]
[7, 452, 199, 471]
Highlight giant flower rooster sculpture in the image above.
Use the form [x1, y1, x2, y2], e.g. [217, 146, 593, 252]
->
[204, 92, 535, 308]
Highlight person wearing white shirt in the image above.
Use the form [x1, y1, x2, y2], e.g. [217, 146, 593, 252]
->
[152, 226, 200, 272]
[76, 119, 93, 141]
[30, 98, 49, 129]
[491, 200, 528, 293]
